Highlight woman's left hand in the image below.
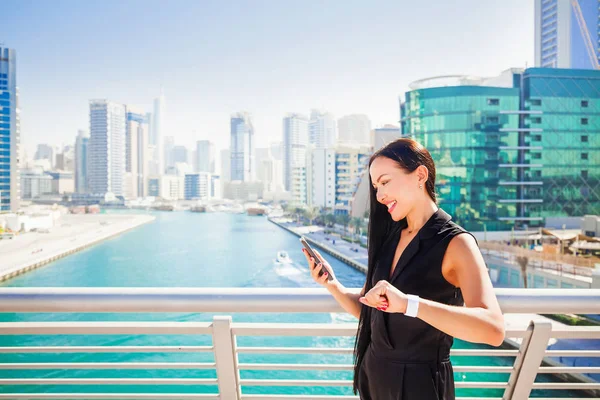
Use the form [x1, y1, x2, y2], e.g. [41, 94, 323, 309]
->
[359, 280, 408, 313]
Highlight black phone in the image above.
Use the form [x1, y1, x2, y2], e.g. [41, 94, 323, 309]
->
[300, 237, 334, 281]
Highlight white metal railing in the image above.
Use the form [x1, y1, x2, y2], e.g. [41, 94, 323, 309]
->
[0, 288, 598, 400]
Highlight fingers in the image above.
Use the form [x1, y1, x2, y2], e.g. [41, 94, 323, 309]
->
[359, 293, 389, 311]
[301, 249, 316, 271]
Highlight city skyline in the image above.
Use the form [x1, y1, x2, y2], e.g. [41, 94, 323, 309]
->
[3, 0, 534, 157]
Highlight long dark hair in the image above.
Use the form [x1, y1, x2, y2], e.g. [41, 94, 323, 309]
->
[352, 138, 437, 393]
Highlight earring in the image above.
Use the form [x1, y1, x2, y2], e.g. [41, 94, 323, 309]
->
[419, 185, 423, 189]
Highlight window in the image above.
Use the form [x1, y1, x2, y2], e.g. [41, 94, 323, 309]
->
[530, 99, 542, 106]
[582, 170, 588, 179]
[487, 98, 499, 106]
[582, 100, 589, 107]
[486, 116, 499, 124]
[582, 153, 588, 160]
[532, 135, 542, 141]
[532, 153, 542, 159]
[534, 170, 542, 178]
[530, 117, 542, 124]
[581, 118, 588, 125]
[582, 135, 589, 142]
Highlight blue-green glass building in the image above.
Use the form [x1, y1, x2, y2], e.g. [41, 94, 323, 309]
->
[401, 68, 600, 231]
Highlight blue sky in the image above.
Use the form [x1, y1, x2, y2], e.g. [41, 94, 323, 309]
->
[2, 0, 534, 156]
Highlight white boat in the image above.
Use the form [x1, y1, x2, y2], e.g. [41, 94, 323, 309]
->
[276, 251, 292, 264]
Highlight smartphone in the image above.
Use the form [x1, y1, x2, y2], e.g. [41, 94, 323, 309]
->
[300, 236, 334, 281]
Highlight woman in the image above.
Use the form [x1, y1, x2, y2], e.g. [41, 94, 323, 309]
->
[302, 138, 504, 399]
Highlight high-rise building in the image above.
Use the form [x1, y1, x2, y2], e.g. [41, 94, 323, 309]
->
[149, 93, 165, 175]
[334, 145, 371, 215]
[310, 148, 336, 209]
[282, 113, 309, 205]
[88, 100, 127, 196]
[163, 136, 175, 171]
[270, 142, 283, 161]
[401, 68, 600, 231]
[55, 145, 74, 172]
[0, 46, 20, 212]
[75, 129, 90, 193]
[309, 110, 337, 148]
[220, 148, 231, 182]
[171, 145, 189, 164]
[125, 108, 149, 199]
[535, 0, 600, 69]
[230, 112, 255, 182]
[338, 114, 371, 145]
[35, 144, 54, 165]
[185, 172, 212, 200]
[371, 125, 401, 151]
[196, 140, 215, 173]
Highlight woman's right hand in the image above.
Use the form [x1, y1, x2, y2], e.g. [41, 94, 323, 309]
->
[302, 248, 337, 287]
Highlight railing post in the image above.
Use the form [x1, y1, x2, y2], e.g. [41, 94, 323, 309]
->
[212, 316, 241, 400]
[503, 321, 552, 400]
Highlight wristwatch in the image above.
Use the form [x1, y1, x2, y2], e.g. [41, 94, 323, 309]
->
[405, 294, 420, 318]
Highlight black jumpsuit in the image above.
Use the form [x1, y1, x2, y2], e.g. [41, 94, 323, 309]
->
[357, 209, 473, 400]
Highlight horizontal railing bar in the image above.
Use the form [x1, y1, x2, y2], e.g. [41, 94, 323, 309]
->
[241, 396, 359, 400]
[237, 347, 354, 354]
[531, 382, 600, 389]
[238, 363, 513, 373]
[0, 362, 216, 370]
[240, 379, 352, 386]
[545, 350, 600, 357]
[0, 346, 214, 353]
[0, 395, 219, 399]
[235, 347, 520, 357]
[548, 326, 600, 339]
[505, 330, 528, 338]
[538, 366, 600, 373]
[0, 322, 213, 335]
[241, 397, 502, 400]
[451, 349, 520, 357]
[239, 363, 352, 371]
[0, 378, 218, 385]
[232, 323, 358, 336]
[0, 287, 598, 314]
[238, 380, 508, 388]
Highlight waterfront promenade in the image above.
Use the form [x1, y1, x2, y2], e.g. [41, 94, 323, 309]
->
[0, 213, 155, 282]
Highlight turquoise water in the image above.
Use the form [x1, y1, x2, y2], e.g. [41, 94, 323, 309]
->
[0, 211, 579, 397]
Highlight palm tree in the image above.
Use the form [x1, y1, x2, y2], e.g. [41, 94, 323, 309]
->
[305, 207, 319, 225]
[352, 216, 364, 242]
[325, 213, 336, 228]
[516, 256, 529, 288]
[337, 214, 351, 235]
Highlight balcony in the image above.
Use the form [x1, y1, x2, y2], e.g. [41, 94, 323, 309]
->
[0, 288, 599, 399]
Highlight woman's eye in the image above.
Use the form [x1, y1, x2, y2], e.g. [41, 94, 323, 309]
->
[381, 181, 389, 186]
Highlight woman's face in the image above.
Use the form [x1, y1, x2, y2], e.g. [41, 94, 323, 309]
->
[369, 156, 421, 222]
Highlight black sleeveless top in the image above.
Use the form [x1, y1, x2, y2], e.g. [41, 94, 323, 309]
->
[357, 208, 473, 400]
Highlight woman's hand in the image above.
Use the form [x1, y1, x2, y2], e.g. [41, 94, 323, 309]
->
[359, 280, 407, 313]
[302, 248, 337, 287]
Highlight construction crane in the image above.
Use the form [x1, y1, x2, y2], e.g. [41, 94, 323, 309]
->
[570, 0, 600, 69]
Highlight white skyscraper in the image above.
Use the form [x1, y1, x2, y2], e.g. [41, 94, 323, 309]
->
[149, 92, 165, 175]
[88, 100, 127, 196]
[283, 113, 309, 205]
[74, 129, 90, 193]
[196, 140, 215, 173]
[338, 114, 371, 145]
[163, 136, 175, 171]
[310, 148, 336, 209]
[125, 107, 149, 199]
[534, 0, 600, 69]
[309, 110, 337, 148]
[230, 112, 255, 182]
[220, 148, 231, 182]
[371, 125, 400, 151]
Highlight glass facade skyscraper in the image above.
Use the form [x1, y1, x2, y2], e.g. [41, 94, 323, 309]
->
[401, 68, 600, 231]
[0, 46, 19, 213]
[535, 0, 600, 69]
